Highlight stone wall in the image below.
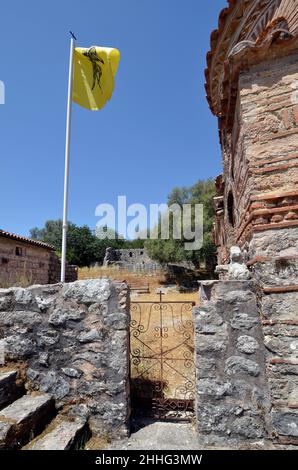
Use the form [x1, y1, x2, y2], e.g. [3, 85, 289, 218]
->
[204, 4, 298, 447]
[0, 237, 53, 287]
[0, 279, 130, 439]
[193, 280, 271, 446]
[0, 237, 77, 287]
[202, 0, 298, 449]
[259, 283, 298, 445]
[194, 276, 298, 447]
[248, 238, 298, 444]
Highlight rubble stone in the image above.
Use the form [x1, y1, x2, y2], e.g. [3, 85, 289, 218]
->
[0, 279, 130, 439]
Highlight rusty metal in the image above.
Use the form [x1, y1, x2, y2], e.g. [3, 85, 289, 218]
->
[130, 294, 195, 421]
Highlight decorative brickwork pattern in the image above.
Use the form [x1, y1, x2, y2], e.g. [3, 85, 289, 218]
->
[205, 0, 298, 446]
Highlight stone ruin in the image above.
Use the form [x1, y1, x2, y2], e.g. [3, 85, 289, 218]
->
[103, 247, 161, 273]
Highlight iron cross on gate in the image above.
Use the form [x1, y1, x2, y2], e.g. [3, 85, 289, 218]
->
[157, 290, 165, 303]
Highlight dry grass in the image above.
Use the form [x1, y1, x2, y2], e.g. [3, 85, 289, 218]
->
[0, 266, 33, 289]
[78, 266, 198, 303]
[85, 435, 111, 450]
[78, 266, 165, 290]
[130, 293, 196, 401]
[134, 290, 198, 304]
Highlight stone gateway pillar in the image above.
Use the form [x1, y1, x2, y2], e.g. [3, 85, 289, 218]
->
[202, 0, 298, 446]
[194, 280, 272, 447]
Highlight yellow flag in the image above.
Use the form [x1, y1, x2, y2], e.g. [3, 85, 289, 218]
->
[73, 46, 120, 111]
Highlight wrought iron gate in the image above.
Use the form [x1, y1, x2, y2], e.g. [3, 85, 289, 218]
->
[130, 293, 195, 421]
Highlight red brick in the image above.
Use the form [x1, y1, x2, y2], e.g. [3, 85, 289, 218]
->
[281, 109, 291, 130]
[293, 106, 298, 126]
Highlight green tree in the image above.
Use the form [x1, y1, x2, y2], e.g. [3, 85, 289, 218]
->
[30, 219, 64, 251]
[124, 238, 145, 249]
[30, 220, 124, 267]
[145, 178, 216, 267]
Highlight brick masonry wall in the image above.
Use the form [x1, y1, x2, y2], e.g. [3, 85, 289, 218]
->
[236, 53, 298, 257]
[0, 279, 130, 439]
[193, 280, 272, 446]
[48, 251, 78, 284]
[214, 53, 298, 264]
[211, 51, 298, 445]
[239, 53, 298, 199]
[207, 1, 298, 448]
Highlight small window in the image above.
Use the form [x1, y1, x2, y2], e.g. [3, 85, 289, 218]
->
[129, 252, 133, 258]
[1, 257, 8, 264]
[15, 247, 23, 256]
[227, 192, 235, 227]
[140, 251, 143, 255]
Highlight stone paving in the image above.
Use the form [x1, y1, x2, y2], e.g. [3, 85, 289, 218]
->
[106, 419, 295, 451]
[107, 420, 201, 450]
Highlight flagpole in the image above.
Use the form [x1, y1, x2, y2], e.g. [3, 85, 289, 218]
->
[61, 32, 76, 282]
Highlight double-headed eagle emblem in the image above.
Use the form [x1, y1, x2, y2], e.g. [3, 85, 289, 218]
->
[83, 47, 105, 91]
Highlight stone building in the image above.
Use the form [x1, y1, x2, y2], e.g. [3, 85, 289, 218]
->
[209, 0, 298, 265]
[103, 247, 161, 272]
[0, 228, 77, 287]
[199, 0, 298, 446]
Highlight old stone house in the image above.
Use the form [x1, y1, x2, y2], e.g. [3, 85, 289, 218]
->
[0, 228, 77, 287]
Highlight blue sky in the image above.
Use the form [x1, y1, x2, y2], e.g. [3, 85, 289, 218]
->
[0, 0, 226, 237]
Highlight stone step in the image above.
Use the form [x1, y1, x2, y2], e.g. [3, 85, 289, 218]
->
[0, 393, 55, 449]
[0, 369, 24, 410]
[24, 417, 88, 450]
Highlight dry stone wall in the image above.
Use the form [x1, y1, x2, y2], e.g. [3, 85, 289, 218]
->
[0, 279, 130, 439]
